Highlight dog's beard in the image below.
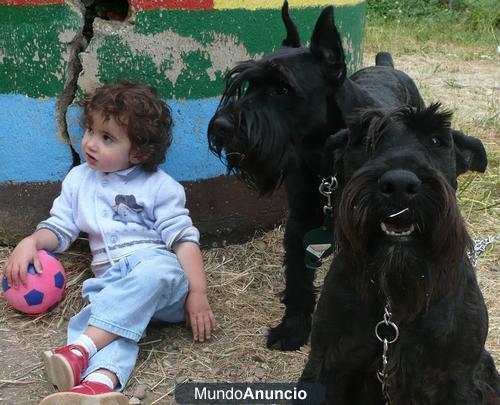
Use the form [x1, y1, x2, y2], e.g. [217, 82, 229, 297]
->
[337, 165, 472, 320]
[208, 104, 294, 195]
[370, 244, 436, 320]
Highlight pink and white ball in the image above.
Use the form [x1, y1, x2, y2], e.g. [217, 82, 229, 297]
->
[2, 250, 66, 315]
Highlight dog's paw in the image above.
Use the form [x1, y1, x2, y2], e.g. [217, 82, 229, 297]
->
[266, 311, 311, 351]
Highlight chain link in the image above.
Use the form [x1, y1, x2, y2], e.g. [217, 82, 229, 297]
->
[375, 301, 399, 405]
[318, 176, 338, 215]
[468, 235, 499, 267]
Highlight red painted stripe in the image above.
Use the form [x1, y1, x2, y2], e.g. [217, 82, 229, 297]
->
[129, 0, 214, 11]
[0, 0, 64, 4]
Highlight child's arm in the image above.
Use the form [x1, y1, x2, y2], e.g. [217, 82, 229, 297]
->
[4, 166, 81, 288]
[173, 241, 217, 342]
[3, 228, 59, 288]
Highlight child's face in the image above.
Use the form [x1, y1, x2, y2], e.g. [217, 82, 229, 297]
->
[82, 111, 140, 173]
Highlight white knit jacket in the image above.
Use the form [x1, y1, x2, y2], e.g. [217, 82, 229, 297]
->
[38, 163, 199, 267]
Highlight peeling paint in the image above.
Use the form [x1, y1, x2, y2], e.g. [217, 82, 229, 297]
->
[124, 28, 199, 85]
[342, 35, 355, 71]
[0, 3, 82, 97]
[58, 29, 77, 43]
[79, 18, 254, 93]
[205, 32, 260, 81]
[79, 51, 102, 94]
[55, 0, 84, 151]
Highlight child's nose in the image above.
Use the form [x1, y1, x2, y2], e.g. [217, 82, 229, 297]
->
[86, 137, 98, 150]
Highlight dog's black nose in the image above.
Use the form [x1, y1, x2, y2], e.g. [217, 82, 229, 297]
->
[379, 169, 421, 198]
[210, 116, 234, 135]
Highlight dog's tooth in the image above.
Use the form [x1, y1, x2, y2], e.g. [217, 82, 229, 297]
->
[400, 225, 415, 236]
[381, 222, 415, 237]
[381, 223, 388, 234]
[381, 223, 393, 235]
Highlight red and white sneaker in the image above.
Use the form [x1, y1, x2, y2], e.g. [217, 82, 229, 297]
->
[42, 344, 89, 390]
[39, 381, 128, 405]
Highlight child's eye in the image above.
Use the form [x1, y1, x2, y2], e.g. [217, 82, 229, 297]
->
[103, 135, 114, 144]
[86, 127, 93, 134]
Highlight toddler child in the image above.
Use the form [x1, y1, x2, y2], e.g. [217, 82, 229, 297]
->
[3, 81, 217, 405]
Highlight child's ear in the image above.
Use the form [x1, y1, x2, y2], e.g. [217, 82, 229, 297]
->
[129, 151, 143, 165]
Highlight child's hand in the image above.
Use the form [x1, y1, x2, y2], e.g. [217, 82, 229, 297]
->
[185, 291, 217, 342]
[3, 237, 43, 288]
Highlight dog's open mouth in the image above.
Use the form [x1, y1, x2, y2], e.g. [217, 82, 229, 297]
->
[379, 207, 415, 238]
[380, 222, 415, 237]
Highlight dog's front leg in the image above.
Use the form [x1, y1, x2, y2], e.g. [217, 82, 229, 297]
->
[267, 172, 323, 351]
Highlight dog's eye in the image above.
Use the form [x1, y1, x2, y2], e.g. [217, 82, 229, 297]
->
[277, 86, 289, 95]
[269, 85, 290, 96]
[430, 137, 441, 147]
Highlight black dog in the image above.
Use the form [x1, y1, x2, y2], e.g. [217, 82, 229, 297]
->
[300, 103, 500, 404]
[208, 2, 424, 350]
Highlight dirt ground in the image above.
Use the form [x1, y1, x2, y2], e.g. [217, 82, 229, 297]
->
[0, 52, 498, 404]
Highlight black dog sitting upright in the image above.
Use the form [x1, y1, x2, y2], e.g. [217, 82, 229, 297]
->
[208, 2, 424, 350]
[300, 104, 500, 404]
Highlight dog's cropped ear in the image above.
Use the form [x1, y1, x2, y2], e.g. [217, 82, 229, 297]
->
[281, 1, 301, 47]
[322, 128, 349, 176]
[452, 130, 488, 175]
[310, 6, 346, 83]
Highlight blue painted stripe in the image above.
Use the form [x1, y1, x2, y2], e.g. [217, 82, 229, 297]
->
[0, 95, 73, 182]
[1, 95, 227, 183]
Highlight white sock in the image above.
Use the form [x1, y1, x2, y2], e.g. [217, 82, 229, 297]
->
[84, 372, 115, 389]
[71, 334, 98, 358]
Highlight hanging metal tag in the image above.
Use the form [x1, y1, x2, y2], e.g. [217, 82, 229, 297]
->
[303, 226, 333, 269]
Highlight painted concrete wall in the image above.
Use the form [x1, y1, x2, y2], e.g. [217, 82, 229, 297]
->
[0, 0, 366, 246]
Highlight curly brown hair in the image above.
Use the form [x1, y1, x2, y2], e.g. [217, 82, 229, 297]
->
[82, 81, 173, 172]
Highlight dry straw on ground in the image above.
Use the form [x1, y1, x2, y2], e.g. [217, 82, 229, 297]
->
[0, 52, 498, 404]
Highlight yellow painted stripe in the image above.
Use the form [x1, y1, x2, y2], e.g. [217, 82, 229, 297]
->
[214, 0, 364, 10]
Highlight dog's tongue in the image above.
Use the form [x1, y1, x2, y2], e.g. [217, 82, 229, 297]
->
[384, 222, 410, 233]
[384, 221, 410, 233]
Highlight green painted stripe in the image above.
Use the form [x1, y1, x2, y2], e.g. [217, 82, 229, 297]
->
[134, 6, 365, 55]
[92, 4, 365, 100]
[0, 4, 81, 98]
[0, 3, 67, 21]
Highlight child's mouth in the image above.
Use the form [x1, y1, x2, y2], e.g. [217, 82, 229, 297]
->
[85, 153, 97, 164]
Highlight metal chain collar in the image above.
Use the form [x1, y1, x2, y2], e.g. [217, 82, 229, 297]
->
[319, 176, 338, 215]
[375, 301, 399, 405]
[302, 176, 339, 271]
[468, 235, 500, 267]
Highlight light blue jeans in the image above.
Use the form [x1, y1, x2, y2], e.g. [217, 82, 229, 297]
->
[67, 247, 188, 390]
